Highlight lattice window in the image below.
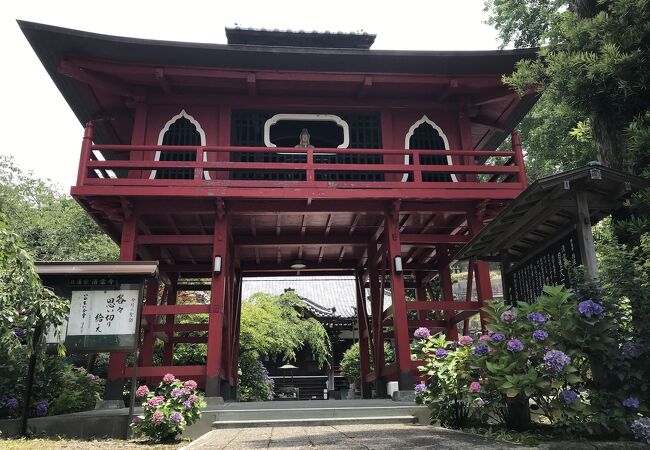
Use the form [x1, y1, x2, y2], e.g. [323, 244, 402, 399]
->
[156, 116, 201, 179]
[409, 121, 452, 182]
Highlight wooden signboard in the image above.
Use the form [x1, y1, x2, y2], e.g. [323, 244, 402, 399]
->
[505, 230, 581, 304]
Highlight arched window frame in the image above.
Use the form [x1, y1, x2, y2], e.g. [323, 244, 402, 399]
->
[150, 109, 209, 180]
[403, 115, 457, 182]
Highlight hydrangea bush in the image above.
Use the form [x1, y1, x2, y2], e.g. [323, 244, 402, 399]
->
[412, 285, 647, 436]
[131, 374, 206, 442]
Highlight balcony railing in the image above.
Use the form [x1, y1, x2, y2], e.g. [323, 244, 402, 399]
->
[76, 122, 527, 193]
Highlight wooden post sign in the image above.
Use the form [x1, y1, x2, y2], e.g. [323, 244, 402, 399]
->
[37, 262, 158, 353]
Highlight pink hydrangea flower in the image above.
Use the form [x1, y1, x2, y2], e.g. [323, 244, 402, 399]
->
[469, 382, 481, 393]
[151, 411, 165, 425]
[135, 385, 149, 399]
[181, 387, 192, 396]
[162, 373, 176, 383]
[189, 394, 199, 404]
[147, 396, 164, 408]
[459, 335, 473, 346]
[131, 416, 142, 424]
[184, 380, 198, 390]
[478, 334, 490, 342]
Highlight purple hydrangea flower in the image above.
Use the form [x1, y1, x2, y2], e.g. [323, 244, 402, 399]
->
[169, 411, 183, 424]
[507, 338, 524, 352]
[151, 411, 165, 425]
[449, 341, 459, 350]
[527, 312, 548, 325]
[490, 333, 505, 343]
[435, 348, 448, 358]
[13, 328, 27, 339]
[532, 329, 549, 342]
[474, 343, 489, 355]
[415, 382, 426, 393]
[631, 417, 650, 444]
[544, 350, 571, 373]
[578, 299, 604, 318]
[131, 416, 142, 424]
[183, 400, 192, 409]
[171, 388, 184, 398]
[35, 400, 48, 417]
[6, 398, 18, 409]
[623, 397, 640, 409]
[414, 327, 430, 339]
[500, 310, 517, 323]
[560, 389, 578, 404]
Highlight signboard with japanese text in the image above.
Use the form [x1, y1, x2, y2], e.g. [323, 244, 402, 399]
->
[60, 284, 143, 352]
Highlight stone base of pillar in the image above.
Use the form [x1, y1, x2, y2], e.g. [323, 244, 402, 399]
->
[392, 390, 416, 403]
[205, 375, 223, 398]
[103, 379, 125, 402]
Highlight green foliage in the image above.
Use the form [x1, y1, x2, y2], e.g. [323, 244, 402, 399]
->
[239, 291, 331, 367]
[131, 375, 206, 443]
[0, 345, 103, 418]
[0, 155, 118, 261]
[487, 0, 650, 174]
[340, 343, 361, 385]
[47, 365, 104, 416]
[237, 352, 274, 402]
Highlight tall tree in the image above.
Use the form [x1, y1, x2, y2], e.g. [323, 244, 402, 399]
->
[0, 156, 118, 261]
[485, 0, 650, 175]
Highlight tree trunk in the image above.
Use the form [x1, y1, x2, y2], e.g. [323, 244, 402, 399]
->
[590, 112, 628, 172]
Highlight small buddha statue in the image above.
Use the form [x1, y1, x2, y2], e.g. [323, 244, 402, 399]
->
[295, 128, 314, 148]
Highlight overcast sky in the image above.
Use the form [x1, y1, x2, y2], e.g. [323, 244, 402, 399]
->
[1, 0, 501, 189]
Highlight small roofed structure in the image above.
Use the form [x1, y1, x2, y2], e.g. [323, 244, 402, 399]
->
[457, 164, 649, 303]
[225, 27, 376, 49]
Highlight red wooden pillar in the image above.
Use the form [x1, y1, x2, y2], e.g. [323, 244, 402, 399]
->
[437, 245, 458, 340]
[76, 122, 93, 186]
[162, 274, 178, 366]
[384, 201, 414, 390]
[468, 213, 493, 327]
[355, 270, 372, 398]
[230, 270, 243, 398]
[367, 239, 386, 396]
[205, 199, 229, 397]
[105, 209, 137, 401]
[220, 253, 234, 399]
[511, 130, 528, 188]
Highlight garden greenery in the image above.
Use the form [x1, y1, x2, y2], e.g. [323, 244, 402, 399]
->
[413, 285, 647, 439]
[131, 374, 206, 442]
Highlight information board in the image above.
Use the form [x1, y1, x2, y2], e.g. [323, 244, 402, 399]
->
[61, 286, 142, 352]
[505, 230, 581, 304]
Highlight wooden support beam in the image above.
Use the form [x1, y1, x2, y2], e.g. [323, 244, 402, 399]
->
[125, 365, 206, 377]
[575, 191, 598, 279]
[234, 234, 369, 247]
[142, 304, 210, 315]
[400, 234, 470, 245]
[137, 234, 213, 245]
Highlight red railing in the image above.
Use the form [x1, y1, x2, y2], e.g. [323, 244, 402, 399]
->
[76, 122, 527, 191]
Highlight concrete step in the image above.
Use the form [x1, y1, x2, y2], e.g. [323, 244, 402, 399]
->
[212, 405, 424, 422]
[212, 415, 416, 429]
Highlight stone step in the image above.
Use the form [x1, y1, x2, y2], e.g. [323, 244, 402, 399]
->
[212, 405, 425, 422]
[212, 415, 416, 429]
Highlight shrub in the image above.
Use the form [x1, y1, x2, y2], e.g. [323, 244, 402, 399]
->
[130, 374, 206, 442]
[340, 343, 361, 386]
[413, 285, 647, 436]
[238, 352, 274, 402]
[48, 365, 104, 415]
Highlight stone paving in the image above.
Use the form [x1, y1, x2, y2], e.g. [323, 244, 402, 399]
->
[182, 423, 529, 449]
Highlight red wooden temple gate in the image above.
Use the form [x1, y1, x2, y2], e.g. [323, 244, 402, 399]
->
[20, 22, 538, 400]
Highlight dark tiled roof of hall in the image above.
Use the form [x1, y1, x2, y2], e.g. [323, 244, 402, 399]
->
[225, 27, 376, 49]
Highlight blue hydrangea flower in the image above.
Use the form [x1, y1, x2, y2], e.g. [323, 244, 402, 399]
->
[6, 398, 18, 409]
[532, 329, 549, 342]
[527, 312, 547, 325]
[490, 333, 505, 343]
[560, 390, 578, 404]
[13, 328, 27, 339]
[170, 411, 183, 424]
[623, 397, 640, 409]
[578, 299, 604, 318]
[449, 341, 459, 350]
[171, 388, 184, 398]
[543, 350, 571, 373]
[474, 343, 489, 355]
[415, 382, 426, 393]
[35, 400, 48, 417]
[630, 417, 650, 444]
[507, 338, 524, 352]
[435, 348, 448, 358]
[621, 341, 643, 358]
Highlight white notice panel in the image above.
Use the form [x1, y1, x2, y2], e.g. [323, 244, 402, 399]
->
[67, 290, 139, 336]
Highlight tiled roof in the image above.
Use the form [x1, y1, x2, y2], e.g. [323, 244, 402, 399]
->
[241, 276, 392, 319]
